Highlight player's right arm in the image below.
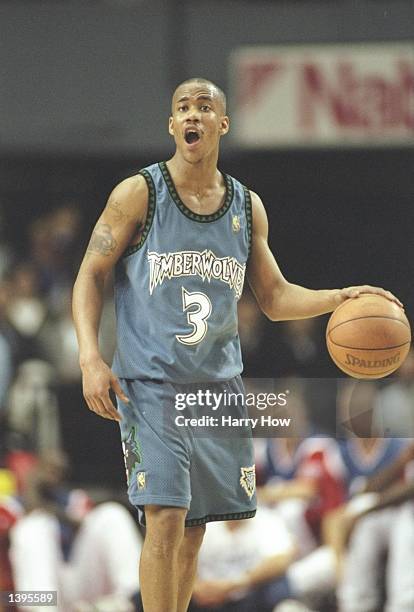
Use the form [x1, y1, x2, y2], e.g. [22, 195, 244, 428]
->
[72, 174, 148, 421]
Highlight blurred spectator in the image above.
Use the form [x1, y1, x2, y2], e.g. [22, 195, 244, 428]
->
[328, 444, 414, 612]
[9, 451, 142, 612]
[0, 467, 23, 599]
[238, 289, 277, 377]
[336, 381, 407, 495]
[190, 507, 295, 612]
[6, 360, 61, 452]
[277, 318, 333, 378]
[321, 381, 414, 611]
[0, 282, 16, 440]
[0, 206, 13, 282]
[259, 386, 346, 554]
[5, 263, 48, 365]
[29, 204, 83, 313]
[7, 263, 46, 336]
[40, 279, 116, 384]
[0, 332, 12, 414]
[252, 388, 345, 610]
[274, 603, 315, 612]
[373, 348, 414, 438]
[256, 432, 413, 610]
[257, 439, 344, 610]
[254, 382, 414, 610]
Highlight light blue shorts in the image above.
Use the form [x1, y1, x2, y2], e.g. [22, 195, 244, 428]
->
[117, 376, 257, 526]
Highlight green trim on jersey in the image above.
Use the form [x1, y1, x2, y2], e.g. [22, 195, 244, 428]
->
[243, 186, 253, 258]
[123, 169, 156, 257]
[159, 161, 234, 223]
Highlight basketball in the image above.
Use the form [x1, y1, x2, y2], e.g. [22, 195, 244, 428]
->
[326, 294, 411, 379]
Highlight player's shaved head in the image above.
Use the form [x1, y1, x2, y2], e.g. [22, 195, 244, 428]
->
[172, 78, 227, 114]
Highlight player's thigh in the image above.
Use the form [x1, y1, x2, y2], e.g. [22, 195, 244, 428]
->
[186, 378, 256, 524]
[117, 379, 192, 512]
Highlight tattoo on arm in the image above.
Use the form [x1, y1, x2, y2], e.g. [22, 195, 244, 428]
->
[107, 198, 129, 222]
[87, 224, 117, 256]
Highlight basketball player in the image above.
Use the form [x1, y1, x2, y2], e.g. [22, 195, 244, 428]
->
[72, 78, 401, 612]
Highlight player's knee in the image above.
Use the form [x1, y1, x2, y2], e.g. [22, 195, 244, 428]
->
[181, 525, 205, 558]
[145, 505, 186, 545]
[185, 524, 206, 546]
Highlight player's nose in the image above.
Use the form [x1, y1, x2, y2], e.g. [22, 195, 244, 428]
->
[186, 105, 201, 121]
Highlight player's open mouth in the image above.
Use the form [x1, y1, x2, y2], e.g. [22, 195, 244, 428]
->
[184, 129, 201, 145]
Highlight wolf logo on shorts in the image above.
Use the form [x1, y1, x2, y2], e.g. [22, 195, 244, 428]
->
[240, 466, 256, 499]
[122, 426, 142, 486]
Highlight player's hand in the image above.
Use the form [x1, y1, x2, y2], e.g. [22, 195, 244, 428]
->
[338, 285, 403, 308]
[81, 357, 128, 422]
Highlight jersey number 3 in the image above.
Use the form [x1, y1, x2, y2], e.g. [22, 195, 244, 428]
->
[176, 287, 212, 346]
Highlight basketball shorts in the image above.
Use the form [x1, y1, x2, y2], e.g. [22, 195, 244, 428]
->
[117, 376, 257, 526]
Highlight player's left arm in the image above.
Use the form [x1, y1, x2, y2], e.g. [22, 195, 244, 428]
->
[247, 191, 402, 321]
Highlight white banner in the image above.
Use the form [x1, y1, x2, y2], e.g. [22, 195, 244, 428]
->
[230, 44, 414, 147]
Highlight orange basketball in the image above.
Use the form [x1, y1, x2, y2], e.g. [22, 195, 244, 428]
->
[326, 294, 411, 379]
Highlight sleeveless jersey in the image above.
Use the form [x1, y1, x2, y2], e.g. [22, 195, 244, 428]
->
[112, 161, 252, 383]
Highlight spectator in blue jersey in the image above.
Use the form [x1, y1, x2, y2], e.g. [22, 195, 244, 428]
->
[326, 380, 414, 612]
[258, 386, 346, 554]
[255, 392, 346, 610]
[72, 77, 402, 612]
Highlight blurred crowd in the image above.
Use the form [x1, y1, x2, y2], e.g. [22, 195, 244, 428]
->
[0, 204, 116, 453]
[0, 202, 413, 611]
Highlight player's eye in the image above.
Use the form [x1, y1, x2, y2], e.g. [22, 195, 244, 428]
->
[178, 105, 188, 112]
[200, 105, 211, 112]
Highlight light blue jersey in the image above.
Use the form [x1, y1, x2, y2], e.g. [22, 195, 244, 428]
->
[112, 161, 252, 383]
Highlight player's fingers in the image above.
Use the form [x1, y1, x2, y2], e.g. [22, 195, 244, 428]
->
[382, 290, 403, 308]
[364, 286, 403, 308]
[94, 396, 120, 421]
[344, 286, 403, 308]
[341, 287, 360, 299]
[83, 395, 96, 414]
[85, 395, 109, 419]
[110, 376, 129, 403]
[99, 393, 122, 422]
[87, 395, 116, 421]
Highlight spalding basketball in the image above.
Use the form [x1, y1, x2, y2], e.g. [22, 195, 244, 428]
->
[326, 294, 411, 379]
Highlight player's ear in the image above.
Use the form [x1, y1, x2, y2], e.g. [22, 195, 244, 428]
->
[168, 116, 174, 136]
[219, 116, 230, 136]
